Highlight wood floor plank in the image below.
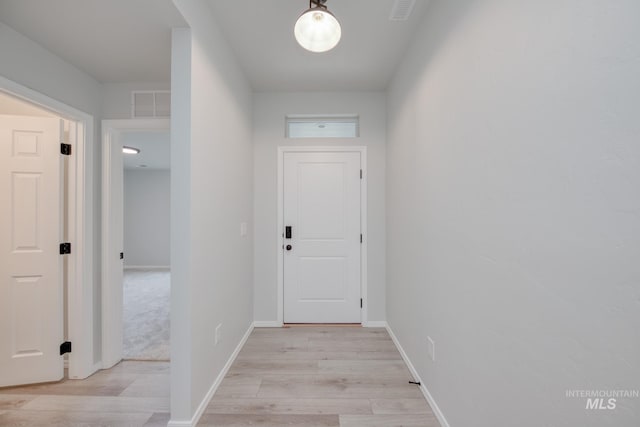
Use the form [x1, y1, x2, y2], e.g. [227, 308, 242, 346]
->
[236, 350, 360, 361]
[370, 398, 433, 414]
[0, 409, 153, 426]
[339, 414, 440, 427]
[240, 340, 310, 352]
[355, 351, 402, 360]
[21, 395, 169, 413]
[214, 382, 261, 398]
[205, 398, 372, 415]
[198, 413, 340, 426]
[119, 374, 170, 398]
[254, 373, 420, 385]
[143, 412, 171, 426]
[228, 360, 319, 375]
[0, 394, 36, 409]
[219, 373, 263, 385]
[307, 339, 398, 352]
[108, 361, 170, 375]
[0, 373, 136, 397]
[257, 379, 423, 399]
[318, 359, 411, 375]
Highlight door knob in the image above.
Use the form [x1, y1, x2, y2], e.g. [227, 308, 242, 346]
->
[286, 244, 292, 251]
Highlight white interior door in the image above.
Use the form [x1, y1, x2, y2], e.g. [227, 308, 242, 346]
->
[0, 115, 64, 387]
[283, 151, 361, 323]
[101, 128, 123, 368]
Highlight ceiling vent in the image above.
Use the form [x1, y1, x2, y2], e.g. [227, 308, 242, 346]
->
[389, 0, 416, 21]
[131, 91, 170, 118]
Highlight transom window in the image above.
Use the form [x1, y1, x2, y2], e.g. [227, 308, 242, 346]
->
[286, 115, 359, 138]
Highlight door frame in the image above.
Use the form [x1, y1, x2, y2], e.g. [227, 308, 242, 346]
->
[101, 118, 170, 368]
[0, 75, 95, 379]
[277, 146, 368, 326]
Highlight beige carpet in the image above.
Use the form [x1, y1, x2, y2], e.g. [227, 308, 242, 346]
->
[123, 268, 170, 360]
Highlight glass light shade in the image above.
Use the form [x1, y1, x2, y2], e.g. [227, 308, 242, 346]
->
[122, 146, 140, 154]
[294, 7, 341, 53]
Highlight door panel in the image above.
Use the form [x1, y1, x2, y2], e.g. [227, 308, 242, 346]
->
[0, 115, 64, 387]
[101, 129, 124, 368]
[283, 152, 361, 323]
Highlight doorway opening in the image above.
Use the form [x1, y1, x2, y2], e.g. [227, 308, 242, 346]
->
[122, 130, 170, 361]
[102, 119, 170, 367]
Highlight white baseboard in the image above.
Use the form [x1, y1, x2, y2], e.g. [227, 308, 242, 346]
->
[124, 265, 170, 270]
[363, 320, 388, 328]
[253, 320, 283, 328]
[386, 324, 450, 427]
[168, 322, 254, 427]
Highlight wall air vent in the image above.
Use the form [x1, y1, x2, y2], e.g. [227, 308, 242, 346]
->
[389, 0, 416, 21]
[131, 91, 170, 118]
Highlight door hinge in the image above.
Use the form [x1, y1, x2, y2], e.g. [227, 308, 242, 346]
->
[360, 298, 363, 308]
[360, 169, 362, 179]
[60, 341, 72, 355]
[120, 252, 124, 260]
[59, 242, 71, 254]
[360, 234, 363, 243]
[61, 143, 72, 156]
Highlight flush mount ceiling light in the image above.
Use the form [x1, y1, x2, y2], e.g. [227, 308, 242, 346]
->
[294, 0, 341, 53]
[122, 146, 140, 154]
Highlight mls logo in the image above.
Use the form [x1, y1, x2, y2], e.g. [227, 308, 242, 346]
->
[586, 398, 616, 410]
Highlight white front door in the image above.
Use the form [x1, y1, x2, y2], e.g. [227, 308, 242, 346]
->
[0, 115, 64, 387]
[283, 151, 361, 323]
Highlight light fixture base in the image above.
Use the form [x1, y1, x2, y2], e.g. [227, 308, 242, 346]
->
[294, 0, 341, 53]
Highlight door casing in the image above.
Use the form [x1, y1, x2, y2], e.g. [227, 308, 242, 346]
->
[277, 146, 368, 326]
[0, 75, 94, 380]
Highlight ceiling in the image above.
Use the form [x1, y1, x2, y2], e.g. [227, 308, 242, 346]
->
[208, 0, 431, 91]
[121, 131, 170, 170]
[0, 0, 186, 83]
[0, 0, 429, 91]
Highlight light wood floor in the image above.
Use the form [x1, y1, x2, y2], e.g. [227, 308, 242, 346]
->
[0, 361, 170, 426]
[0, 326, 439, 427]
[199, 326, 439, 427]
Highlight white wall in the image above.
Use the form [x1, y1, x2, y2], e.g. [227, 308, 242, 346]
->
[170, 0, 254, 423]
[0, 21, 103, 366]
[386, 1, 640, 427]
[124, 170, 170, 267]
[253, 92, 386, 323]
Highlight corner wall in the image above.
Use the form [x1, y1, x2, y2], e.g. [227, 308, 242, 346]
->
[170, 0, 254, 423]
[386, 1, 640, 426]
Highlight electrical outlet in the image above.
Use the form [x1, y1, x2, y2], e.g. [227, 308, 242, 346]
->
[427, 336, 435, 361]
[240, 222, 247, 237]
[215, 324, 222, 345]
